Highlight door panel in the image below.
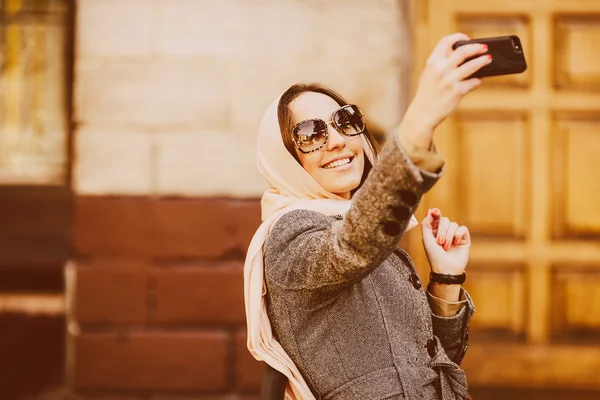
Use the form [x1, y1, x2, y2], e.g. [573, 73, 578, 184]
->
[457, 112, 529, 238]
[463, 264, 526, 338]
[555, 15, 600, 91]
[553, 266, 600, 340]
[407, 0, 600, 389]
[553, 115, 600, 237]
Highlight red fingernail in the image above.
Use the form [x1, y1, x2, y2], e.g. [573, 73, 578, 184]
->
[444, 242, 450, 250]
[487, 54, 492, 59]
[482, 44, 488, 51]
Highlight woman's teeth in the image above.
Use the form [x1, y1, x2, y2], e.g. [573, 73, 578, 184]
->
[323, 157, 352, 169]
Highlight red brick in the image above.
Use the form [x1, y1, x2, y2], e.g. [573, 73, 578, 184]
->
[73, 197, 261, 259]
[73, 197, 154, 257]
[226, 200, 261, 256]
[234, 330, 263, 392]
[150, 262, 245, 324]
[0, 186, 71, 267]
[151, 199, 232, 258]
[71, 330, 228, 391]
[66, 260, 148, 325]
[0, 312, 65, 400]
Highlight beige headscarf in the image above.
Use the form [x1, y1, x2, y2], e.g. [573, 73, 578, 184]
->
[243, 93, 418, 399]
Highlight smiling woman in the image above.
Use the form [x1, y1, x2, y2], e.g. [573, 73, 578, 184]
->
[244, 32, 493, 400]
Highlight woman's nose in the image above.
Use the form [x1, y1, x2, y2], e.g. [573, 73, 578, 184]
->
[325, 124, 346, 150]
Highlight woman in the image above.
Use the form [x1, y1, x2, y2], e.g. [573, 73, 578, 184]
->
[244, 33, 491, 400]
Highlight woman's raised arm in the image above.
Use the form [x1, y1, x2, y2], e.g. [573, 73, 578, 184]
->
[265, 33, 490, 296]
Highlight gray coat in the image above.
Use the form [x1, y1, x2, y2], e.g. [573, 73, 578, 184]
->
[264, 135, 475, 400]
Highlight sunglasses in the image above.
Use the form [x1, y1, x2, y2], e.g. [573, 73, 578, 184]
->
[291, 104, 366, 154]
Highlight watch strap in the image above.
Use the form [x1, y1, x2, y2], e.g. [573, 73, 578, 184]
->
[430, 271, 466, 285]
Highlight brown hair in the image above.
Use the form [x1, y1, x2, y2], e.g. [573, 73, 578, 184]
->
[277, 83, 381, 194]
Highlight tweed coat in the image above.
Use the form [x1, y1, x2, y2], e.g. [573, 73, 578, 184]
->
[263, 134, 475, 400]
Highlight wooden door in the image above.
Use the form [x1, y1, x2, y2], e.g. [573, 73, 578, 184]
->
[405, 0, 600, 390]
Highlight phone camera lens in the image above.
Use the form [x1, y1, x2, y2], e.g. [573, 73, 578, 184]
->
[510, 37, 522, 52]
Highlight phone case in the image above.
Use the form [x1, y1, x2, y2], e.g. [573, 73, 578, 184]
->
[452, 35, 527, 78]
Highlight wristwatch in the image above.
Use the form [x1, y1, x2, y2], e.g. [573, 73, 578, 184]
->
[429, 271, 466, 285]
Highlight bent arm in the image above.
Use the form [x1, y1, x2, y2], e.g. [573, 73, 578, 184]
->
[430, 288, 475, 364]
[264, 134, 442, 294]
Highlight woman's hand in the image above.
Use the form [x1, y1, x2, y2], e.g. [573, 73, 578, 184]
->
[421, 208, 470, 275]
[400, 33, 491, 151]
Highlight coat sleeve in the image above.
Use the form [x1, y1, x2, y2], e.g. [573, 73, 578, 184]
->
[264, 134, 442, 295]
[427, 290, 468, 317]
[431, 289, 475, 365]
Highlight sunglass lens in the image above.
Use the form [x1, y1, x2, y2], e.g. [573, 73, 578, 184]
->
[334, 106, 365, 135]
[293, 119, 328, 153]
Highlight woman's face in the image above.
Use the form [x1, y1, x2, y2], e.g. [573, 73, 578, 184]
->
[290, 92, 365, 199]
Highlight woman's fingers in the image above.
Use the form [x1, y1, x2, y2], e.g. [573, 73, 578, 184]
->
[457, 77, 483, 95]
[454, 225, 471, 246]
[430, 32, 471, 59]
[437, 216, 450, 245]
[428, 208, 471, 249]
[447, 43, 488, 68]
[422, 209, 433, 227]
[421, 210, 439, 247]
[429, 208, 441, 236]
[452, 53, 492, 82]
[444, 222, 459, 250]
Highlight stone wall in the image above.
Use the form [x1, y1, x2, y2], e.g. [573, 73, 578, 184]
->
[66, 0, 412, 398]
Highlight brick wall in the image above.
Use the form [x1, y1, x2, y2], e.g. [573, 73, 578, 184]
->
[66, 0, 411, 398]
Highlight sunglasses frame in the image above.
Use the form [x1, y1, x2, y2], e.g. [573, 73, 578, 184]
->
[291, 104, 366, 154]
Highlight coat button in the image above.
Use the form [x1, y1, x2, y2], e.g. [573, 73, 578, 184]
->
[397, 189, 417, 206]
[391, 205, 411, 220]
[409, 273, 422, 289]
[383, 220, 401, 236]
[427, 339, 437, 357]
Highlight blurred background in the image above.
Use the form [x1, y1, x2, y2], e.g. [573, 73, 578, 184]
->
[1, 0, 599, 399]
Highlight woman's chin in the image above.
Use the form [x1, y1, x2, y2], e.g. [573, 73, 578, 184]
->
[325, 179, 362, 198]
[316, 162, 363, 197]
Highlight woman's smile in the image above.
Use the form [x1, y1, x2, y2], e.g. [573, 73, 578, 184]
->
[321, 155, 355, 170]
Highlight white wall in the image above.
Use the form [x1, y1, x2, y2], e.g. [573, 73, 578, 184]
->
[74, 0, 412, 197]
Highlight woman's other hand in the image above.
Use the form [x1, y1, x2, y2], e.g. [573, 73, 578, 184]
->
[399, 32, 491, 151]
[421, 208, 470, 275]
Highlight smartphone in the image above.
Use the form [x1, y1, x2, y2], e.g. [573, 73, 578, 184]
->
[452, 35, 527, 78]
